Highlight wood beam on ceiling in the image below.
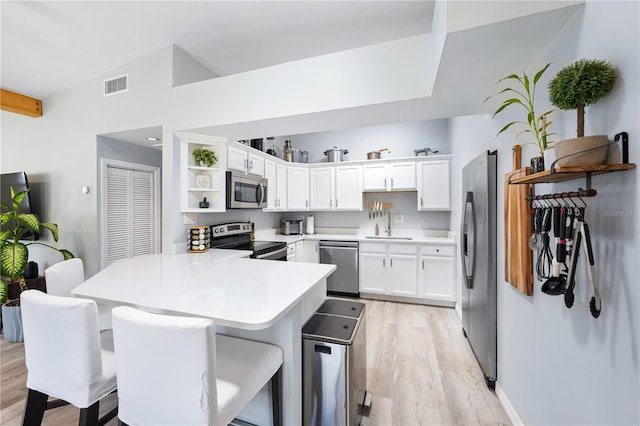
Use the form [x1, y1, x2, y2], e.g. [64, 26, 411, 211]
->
[0, 88, 42, 117]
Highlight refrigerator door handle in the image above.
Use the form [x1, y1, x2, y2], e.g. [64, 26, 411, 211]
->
[461, 191, 476, 289]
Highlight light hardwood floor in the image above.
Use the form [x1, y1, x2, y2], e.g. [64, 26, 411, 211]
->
[1, 300, 510, 425]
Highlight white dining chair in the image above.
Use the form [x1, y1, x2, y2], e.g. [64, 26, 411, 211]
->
[44, 258, 112, 330]
[111, 306, 283, 426]
[20, 290, 118, 426]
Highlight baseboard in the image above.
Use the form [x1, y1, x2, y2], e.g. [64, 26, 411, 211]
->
[495, 383, 524, 426]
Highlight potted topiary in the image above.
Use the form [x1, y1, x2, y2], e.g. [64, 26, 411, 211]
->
[0, 187, 74, 342]
[192, 147, 217, 167]
[548, 59, 616, 167]
[485, 63, 555, 172]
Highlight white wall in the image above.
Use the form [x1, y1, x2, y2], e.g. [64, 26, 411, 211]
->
[278, 119, 450, 163]
[449, 2, 639, 424]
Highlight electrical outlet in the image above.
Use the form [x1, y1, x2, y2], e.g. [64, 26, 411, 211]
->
[394, 215, 404, 223]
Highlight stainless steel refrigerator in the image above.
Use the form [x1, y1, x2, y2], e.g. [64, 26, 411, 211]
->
[460, 150, 497, 388]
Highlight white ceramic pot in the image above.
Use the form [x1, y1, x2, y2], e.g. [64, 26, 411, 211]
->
[554, 135, 608, 167]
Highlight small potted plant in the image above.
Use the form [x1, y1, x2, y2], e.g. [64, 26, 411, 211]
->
[485, 63, 555, 172]
[548, 59, 616, 167]
[192, 147, 217, 167]
[1, 187, 74, 342]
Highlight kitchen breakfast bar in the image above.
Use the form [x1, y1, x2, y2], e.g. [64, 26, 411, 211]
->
[71, 250, 336, 425]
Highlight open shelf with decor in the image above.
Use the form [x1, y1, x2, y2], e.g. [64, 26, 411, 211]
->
[178, 132, 228, 213]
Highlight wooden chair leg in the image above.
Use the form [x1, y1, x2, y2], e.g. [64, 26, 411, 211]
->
[22, 388, 48, 426]
[78, 401, 99, 426]
[271, 366, 283, 426]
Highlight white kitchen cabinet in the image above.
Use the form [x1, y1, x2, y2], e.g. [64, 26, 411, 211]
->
[227, 145, 264, 176]
[309, 167, 335, 210]
[286, 166, 309, 211]
[295, 240, 304, 262]
[264, 160, 287, 211]
[418, 244, 455, 302]
[359, 251, 387, 294]
[302, 240, 319, 263]
[359, 242, 417, 296]
[309, 165, 362, 211]
[417, 160, 450, 210]
[179, 133, 227, 213]
[287, 243, 296, 262]
[363, 161, 415, 191]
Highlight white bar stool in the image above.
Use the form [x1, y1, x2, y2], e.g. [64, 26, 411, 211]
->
[44, 258, 112, 330]
[20, 290, 118, 426]
[111, 306, 283, 426]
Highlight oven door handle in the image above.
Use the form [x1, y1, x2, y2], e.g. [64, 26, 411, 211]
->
[254, 246, 288, 260]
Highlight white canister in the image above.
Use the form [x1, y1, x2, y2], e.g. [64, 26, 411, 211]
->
[306, 216, 315, 234]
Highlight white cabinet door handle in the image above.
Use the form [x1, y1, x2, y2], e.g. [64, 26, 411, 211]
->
[383, 258, 385, 267]
[420, 197, 423, 207]
[330, 199, 332, 207]
[390, 258, 393, 267]
[391, 178, 394, 189]
[422, 260, 425, 269]
[306, 199, 309, 207]
[384, 178, 387, 189]
[335, 199, 338, 208]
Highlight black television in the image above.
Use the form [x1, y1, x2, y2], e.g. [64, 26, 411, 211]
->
[0, 171, 39, 240]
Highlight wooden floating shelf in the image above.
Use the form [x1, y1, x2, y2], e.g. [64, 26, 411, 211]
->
[509, 163, 636, 185]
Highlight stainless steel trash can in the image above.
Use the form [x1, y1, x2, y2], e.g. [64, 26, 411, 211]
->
[302, 299, 368, 426]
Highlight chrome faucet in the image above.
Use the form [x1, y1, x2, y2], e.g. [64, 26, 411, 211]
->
[414, 147, 439, 156]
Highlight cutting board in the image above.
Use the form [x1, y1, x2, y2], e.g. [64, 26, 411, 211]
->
[504, 146, 533, 296]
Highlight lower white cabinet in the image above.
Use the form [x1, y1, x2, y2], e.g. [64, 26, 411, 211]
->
[418, 244, 455, 301]
[359, 241, 455, 304]
[359, 243, 417, 297]
[287, 243, 296, 262]
[302, 240, 319, 263]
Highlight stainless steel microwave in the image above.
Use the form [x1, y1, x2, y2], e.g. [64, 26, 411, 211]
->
[226, 171, 268, 209]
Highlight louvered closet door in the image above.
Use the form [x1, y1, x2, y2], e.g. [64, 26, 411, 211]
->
[105, 166, 156, 265]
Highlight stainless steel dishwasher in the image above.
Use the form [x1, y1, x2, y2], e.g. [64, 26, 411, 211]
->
[319, 241, 359, 297]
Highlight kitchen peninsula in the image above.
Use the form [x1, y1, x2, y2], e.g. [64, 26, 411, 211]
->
[71, 250, 336, 425]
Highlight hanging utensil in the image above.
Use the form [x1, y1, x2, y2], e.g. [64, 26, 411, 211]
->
[564, 219, 601, 318]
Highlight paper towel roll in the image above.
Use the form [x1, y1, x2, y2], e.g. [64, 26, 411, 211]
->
[306, 216, 315, 234]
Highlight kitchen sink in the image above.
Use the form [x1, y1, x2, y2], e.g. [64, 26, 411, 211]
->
[365, 236, 413, 240]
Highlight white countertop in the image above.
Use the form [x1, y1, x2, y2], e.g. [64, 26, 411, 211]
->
[72, 250, 336, 330]
[255, 229, 456, 245]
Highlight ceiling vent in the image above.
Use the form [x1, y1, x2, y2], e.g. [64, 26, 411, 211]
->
[103, 74, 128, 96]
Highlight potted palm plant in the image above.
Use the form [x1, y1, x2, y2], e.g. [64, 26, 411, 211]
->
[548, 59, 616, 167]
[0, 187, 74, 342]
[485, 63, 555, 172]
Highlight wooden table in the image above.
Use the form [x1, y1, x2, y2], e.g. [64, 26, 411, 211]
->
[72, 250, 335, 425]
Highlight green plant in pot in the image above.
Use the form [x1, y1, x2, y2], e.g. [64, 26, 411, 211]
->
[193, 147, 217, 167]
[485, 63, 555, 172]
[0, 187, 74, 342]
[548, 59, 616, 167]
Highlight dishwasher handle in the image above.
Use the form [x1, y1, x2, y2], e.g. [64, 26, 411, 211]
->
[318, 240, 359, 249]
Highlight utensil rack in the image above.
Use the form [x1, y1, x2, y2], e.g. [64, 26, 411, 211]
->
[526, 188, 597, 202]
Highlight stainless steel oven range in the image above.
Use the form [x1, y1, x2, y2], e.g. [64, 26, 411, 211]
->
[210, 222, 287, 261]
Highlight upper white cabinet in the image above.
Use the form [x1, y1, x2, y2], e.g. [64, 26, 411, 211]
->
[363, 161, 415, 191]
[309, 165, 363, 211]
[264, 160, 287, 211]
[178, 133, 228, 213]
[417, 160, 450, 210]
[227, 145, 264, 177]
[286, 166, 309, 211]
